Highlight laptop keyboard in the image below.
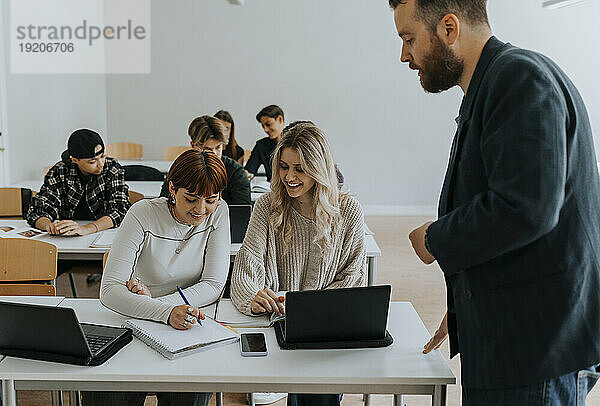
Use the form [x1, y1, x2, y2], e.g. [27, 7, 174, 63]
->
[84, 334, 113, 354]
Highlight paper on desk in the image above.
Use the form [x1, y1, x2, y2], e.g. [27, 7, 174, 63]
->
[90, 228, 119, 247]
[250, 178, 271, 193]
[0, 226, 46, 239]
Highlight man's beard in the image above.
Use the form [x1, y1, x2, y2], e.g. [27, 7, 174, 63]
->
[416, 34, 464, 93]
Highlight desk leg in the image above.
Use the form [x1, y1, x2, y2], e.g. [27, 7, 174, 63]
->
[68, 390, 79, 406]
[51, 390, 64, 406]
[367, 256, 377, 286]
[1, 379, 17, 406]
[216, 392, 223, 406]
[432, 385, 446, 406]
[393, 394, 404, 406]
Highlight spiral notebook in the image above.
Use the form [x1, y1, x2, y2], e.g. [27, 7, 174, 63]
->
[123, 317, 239, 360]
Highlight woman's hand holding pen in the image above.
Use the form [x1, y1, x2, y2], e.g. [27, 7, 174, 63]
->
[126, 277, 152, 297]
[251, 288, 285, 316]
[168, 305, 204, 330]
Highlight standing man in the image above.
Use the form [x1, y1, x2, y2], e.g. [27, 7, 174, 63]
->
[390, 0, 600, 404]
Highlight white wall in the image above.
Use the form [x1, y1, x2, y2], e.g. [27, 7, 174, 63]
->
[3, 0, 599, 213]
[104, 0, 600, 214]
[1, 0, 107, 183]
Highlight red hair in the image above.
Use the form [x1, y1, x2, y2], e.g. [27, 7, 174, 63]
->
[167, 150, 227, 197]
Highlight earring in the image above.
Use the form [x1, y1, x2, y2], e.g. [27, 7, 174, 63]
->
[169, 194, 176, 205]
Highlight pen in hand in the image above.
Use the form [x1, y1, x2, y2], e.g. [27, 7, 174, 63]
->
[176, 285, 202, 326]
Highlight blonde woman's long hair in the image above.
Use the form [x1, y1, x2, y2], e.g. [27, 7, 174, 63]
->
[270, 121, 344, 252]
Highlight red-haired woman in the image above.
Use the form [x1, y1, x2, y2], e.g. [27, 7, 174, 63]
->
[84, 150, 230, 406]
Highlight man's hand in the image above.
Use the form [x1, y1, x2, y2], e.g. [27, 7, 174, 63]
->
[423, 312, 448, 354]
[408, 221, 435, 264]
[54, 220, 93, 236]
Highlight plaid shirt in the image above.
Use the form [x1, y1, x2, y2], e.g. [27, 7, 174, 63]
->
[26, 157, 130, 227]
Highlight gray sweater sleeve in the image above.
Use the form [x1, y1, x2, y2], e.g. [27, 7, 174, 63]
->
[230, 194, 271, 315]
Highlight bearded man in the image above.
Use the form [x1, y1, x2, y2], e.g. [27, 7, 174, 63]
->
[390, 0, 600, 404]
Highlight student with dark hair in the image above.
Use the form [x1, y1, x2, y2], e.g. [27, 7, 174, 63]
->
[85, 150, 231, 406]
[389, 0, 600, 404]
[245, 105, 285, 181]
[215, 110, 244, 165]
[27, 128, 130, 235]
[160, 115, 251, 205]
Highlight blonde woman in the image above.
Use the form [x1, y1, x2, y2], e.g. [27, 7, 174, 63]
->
[231, 121, 366, 406]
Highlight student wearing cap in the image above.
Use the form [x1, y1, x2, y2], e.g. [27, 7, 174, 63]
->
[27, 128, 130, 235]
[159, 115, 251, 205]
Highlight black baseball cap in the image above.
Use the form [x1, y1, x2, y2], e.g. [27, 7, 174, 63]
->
[67, 129, 105, 159]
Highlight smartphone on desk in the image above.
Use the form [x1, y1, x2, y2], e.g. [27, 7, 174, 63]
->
[240, 332, 267, 357]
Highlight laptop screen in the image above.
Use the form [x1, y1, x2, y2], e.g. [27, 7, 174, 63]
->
[284, 285, 391, 343]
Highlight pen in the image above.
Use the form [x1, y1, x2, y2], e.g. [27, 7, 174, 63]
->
[176, 285, 202, 326]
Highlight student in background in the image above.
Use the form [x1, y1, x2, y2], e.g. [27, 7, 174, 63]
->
[27, 128, 130, 235]
[215, 110, 244, 165]
[85, 150, 230, 406]
[160, 115, 251, 205]
[232, 121, 366, 406]
[245, 104, 285, 181]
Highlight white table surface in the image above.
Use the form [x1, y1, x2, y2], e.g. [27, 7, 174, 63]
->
[0, 296, 65, 306]
[0, 219, 380, 259]
[12, 180, 261, 201]
[0, 299, 455, 398]
[0, 218, 380, 283]
[11, 180, 164, 199]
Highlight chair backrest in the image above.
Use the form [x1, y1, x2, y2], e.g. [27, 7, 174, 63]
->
[43, 165, 53, 176]
[122, 165, 165, 181]
[0, 188, 34, 218]
[0, 239, 57, 296]
[106, 142, 143, 160]
[162, 146, 190, 161]
[103, 251, 109, 268]
[128, 190, 145, 205]
[243, 149, 252, 165]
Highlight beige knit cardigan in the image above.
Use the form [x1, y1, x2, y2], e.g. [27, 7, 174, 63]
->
[231, 192, 367, 315]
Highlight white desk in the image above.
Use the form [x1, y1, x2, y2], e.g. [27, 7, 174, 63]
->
[0, 296, 65, 306]
[13, 180, 261, 201]
[0, 220, 381, 283]
[11, 180, 163, 199]
[0, 299, 455, 406]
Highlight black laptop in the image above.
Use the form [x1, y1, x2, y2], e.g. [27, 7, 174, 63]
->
[274, 285, 393, 350]
[0, 302, 132, 366]
[229, 204, 252, 243]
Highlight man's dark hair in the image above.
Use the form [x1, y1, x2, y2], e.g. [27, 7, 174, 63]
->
[256, 105, 284, 122]
[389, 0, 489, 32]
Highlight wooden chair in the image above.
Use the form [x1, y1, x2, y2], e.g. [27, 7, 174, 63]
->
[162, 146, 190, 161]
[128, 190, 145, 205]
[0, 239, 57, 296]
[0, 188, 35, 219]
[43, 165, 53, 176]
[106, 142, 143, 160]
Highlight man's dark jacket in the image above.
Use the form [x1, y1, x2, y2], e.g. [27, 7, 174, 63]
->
[427, 36, 600, 389]
[160, 155, 251, 205]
